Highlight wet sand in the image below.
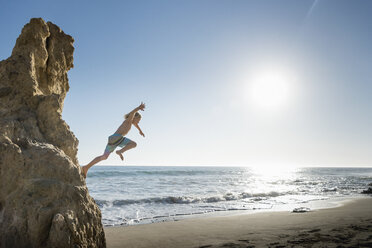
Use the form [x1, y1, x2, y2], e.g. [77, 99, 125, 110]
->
[104, 197, 372, 248]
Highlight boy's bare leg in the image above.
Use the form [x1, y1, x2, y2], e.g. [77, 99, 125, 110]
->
[82, 154, 109, 178]
[116, 142, 137, 161]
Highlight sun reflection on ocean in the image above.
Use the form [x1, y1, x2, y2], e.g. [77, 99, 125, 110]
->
[250, 165, 300, 180]
[244, 166, 300, 198]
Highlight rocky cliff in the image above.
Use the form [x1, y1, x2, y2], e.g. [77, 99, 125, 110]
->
[0, 18, 106, 248]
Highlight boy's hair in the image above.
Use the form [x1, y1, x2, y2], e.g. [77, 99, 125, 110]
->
[124, 112, 142, 119]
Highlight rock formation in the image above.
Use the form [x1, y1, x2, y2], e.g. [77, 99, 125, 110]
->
[0, 18, 106, 247]
[361, 187, 372, 194]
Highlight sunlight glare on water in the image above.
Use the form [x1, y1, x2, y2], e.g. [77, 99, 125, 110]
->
[247, 166, 300, 197]
[250, 165, 299, 181]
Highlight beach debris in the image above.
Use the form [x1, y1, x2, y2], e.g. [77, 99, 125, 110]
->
[292, 207, 311, 213]
[0, 18, 105, 247]
[361, 187, 372, 194]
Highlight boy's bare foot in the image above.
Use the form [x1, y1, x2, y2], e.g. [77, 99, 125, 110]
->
[81, 166, 88, 178]
[116, 151, 124, 161]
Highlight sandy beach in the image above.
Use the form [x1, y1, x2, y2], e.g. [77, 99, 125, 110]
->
[105, 197, 372, 248]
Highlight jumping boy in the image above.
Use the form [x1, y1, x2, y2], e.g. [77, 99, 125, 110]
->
[81, 102, 146, 178]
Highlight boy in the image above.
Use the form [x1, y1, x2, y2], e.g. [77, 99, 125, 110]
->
[81, 102, 146, 178]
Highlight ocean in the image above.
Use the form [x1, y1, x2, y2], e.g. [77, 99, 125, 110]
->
[85, 166, 372, 226]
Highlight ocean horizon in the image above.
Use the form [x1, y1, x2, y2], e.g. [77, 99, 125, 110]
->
[85, 165, 372, 226]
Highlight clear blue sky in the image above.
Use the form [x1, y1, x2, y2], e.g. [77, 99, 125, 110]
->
[1, 0, 371, 167]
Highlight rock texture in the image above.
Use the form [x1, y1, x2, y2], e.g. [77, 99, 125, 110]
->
[361, 187, 372, 194]
[0, 18, 106, 247]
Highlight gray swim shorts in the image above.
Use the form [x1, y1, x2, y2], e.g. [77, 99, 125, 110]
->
[104, 133, 132, 155]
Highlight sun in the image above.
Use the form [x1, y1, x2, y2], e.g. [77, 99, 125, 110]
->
[247, 67, 295, 110]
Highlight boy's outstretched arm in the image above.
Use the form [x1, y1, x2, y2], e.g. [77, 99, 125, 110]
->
[126, 102, 145, 122]
[135, 124, 145, 137]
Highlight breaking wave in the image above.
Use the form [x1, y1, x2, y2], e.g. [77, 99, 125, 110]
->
[95, 191, 283, 207]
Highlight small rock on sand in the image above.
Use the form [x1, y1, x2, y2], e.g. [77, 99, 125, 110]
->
[292, 207, 311, 213]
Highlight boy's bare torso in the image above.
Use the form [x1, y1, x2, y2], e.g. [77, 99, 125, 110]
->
[115, 119, 132, 136]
